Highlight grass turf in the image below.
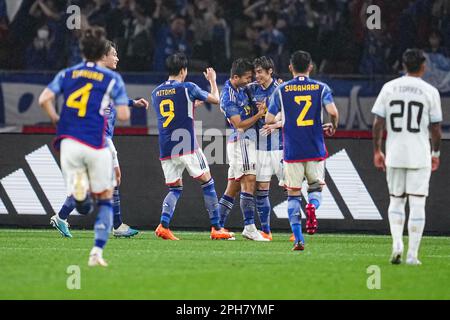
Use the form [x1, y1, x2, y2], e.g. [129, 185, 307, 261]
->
[0, 229, 449, 299]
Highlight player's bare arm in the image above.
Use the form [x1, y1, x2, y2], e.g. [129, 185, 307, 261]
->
[430, 122, 442, 171]
[229, 104, 265, 131]
[132, 98, 149, 109]
[372, 115, 386, 171]
[203, 67, 220, 104]
[323, 102, 339, 136]
[116, 105, 130, 121]
[38, 88, 60, 125]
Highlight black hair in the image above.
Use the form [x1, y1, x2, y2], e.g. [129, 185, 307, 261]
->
[80, 27, 107, 62]
[103, 40, 117, 56]
[290, 50, 312, 73]
[166, 53, 188, 76]
[230, 58, 253, 78]
[402, 48, 426, 73]
[253, 56, 275, 73]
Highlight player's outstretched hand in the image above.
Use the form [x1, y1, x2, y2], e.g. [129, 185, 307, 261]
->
[133, 98, 149, 109]
[203, 68, 216, 83]
[322, 123, 335, 136]
[373, 151, 386, 171]
[432, 156, 440, 172]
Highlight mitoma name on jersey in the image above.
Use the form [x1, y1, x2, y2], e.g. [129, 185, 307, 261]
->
[71, 70, 104, 82]
[284, 84, 320, 92]
[156, 88, 177, 96]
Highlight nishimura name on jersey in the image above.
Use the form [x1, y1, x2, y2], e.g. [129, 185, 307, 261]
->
[284, 84, 320, 92]
[71, 70, 104, 82]
[156, 88, 177, 96]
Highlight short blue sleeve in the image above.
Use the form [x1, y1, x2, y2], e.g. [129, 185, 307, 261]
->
[47, 70, 65, 95]
[186, 82, 209, 102]
[267, 87, 282, 115]
[321, 84, 334, 106]
[111, 73, 129, 106]
[220, 90, 240, 119]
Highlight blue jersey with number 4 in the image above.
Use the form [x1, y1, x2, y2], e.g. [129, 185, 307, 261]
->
[152, 80, 209, 160]
[48, 62, 128, 150]
[268, 76, 334, 162]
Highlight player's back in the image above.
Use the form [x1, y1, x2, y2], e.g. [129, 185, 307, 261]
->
[277, 76, 329, 162]
[55, 62, 124, 149]
[152, 80, 199, 159]
[372, 75, 442, 168]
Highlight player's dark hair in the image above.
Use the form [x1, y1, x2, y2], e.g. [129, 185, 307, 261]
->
[80, 27, 107, 62]
[402, 48, 426, 73]
[253, 56, 275, 73]
[166, 53, 188, 76]
[230, 58, 253, 78]
[103, 40, 117, 56]
[290, 50, 312, 73]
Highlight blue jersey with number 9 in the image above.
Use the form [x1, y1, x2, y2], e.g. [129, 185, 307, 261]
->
[47, 62, 128, 150]
[268, 76, 334, 162]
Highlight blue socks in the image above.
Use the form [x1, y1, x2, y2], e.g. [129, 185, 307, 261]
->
[288, 196, 304, 243]
[94, 199, 113, 249]
[201, 179, 221, 229]
[58, 196, 75, 220]
[240, 192, 255, 226]
[308, 191, 322, 209]
[256, 189, 271, 234]
[219, 194, 234, 228]
[160, 186, 183, 228]
[113, 187, 122, 229]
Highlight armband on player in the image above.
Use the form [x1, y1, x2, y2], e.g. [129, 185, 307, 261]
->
[431, 150, 440, 158]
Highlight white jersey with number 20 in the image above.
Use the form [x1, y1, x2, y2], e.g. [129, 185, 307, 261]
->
[372, 75, 442, 168]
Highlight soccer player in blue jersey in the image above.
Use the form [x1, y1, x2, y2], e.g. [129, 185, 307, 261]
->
[218, 58, 269, 241]
[49, 40, 148, 239]
[39, 27, 131, 266]
[151, 53, 234, 241]
[266, 51, 339, 250]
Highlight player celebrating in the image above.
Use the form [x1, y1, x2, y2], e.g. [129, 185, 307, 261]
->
[218, 58, 268, 241]
[39, 27, 130, 266]
[372, 49, 442, 265]
[266, 50, 338, 250]
[50, 40, 148, 239]
[152, 53, 234, 241]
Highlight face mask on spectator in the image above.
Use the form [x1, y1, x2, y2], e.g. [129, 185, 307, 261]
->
[37, 28, 49, 40]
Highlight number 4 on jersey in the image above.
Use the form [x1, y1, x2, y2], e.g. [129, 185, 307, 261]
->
[66, 83, 93, 117]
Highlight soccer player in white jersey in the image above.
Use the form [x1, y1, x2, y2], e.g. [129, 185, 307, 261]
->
[372, 49, 442, 265]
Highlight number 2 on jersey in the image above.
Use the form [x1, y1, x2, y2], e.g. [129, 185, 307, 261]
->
[160, 99, 175, 128]
[66, 83, 93, 117]
[294, 95, 313, 126]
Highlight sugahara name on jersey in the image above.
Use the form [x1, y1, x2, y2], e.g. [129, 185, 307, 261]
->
[284, 84, 320, 92]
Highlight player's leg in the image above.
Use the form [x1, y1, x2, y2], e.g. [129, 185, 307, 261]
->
[50, 195, 75, 238]
[155, 158, 184, 240]
[386, 167, 407, 264]
[236, 140, 268, 241]
[405, 167, 431, 265]
[218, 179, 240, 228]
[185, 150, 234, 240]
[284, 162, 306, 250]
[305, 161, 325, 235]
[256, 150, 273, 240]
[104, 138, 139, 238]
[83, 144, 115, 267]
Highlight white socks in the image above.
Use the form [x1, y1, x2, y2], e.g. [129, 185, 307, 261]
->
[407, 195, 426, 260]
[388, 196, 407, 253]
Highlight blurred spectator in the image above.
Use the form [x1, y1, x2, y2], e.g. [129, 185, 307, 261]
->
[359, 28, 392, 75]
[426, 30, 449, 56]
[88, 0, 113, 28]
[25, 25, 56, 70]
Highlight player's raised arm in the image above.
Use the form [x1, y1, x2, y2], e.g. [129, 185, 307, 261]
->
[203, 67, 219, 104]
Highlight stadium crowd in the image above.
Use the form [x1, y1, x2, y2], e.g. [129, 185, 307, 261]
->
[0, 0, 449, 74]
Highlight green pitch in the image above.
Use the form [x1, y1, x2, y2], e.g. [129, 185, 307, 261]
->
[0, 229, 449, 299]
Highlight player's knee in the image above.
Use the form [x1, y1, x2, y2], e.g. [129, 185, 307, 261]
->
[389, 196, 407, 212]
[308, 181, 323, 193]
[76, 196, 94, 215]
[408, 195, 426, 219]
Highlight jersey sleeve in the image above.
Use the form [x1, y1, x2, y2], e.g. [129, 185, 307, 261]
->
[371, 85, 388, 118]
[47, 70, 65, 95]
[111, 73, 129, 106]
[430, 88, 443, 123]
[186, 82, 209, 102]
[321, 83, 334, 106]
[267, 87, 282, 115]
[220, 90, 240, 119]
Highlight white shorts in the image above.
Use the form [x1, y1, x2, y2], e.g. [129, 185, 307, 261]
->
[161, 149, 210, 185]
[60, 138, 116, 195]
[284, 160, 325, 191]
[106, 138, 120, 168]
[227, 139, 257, 181]
[256, 149, 284, 185]
[386, 167, 431, 197]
